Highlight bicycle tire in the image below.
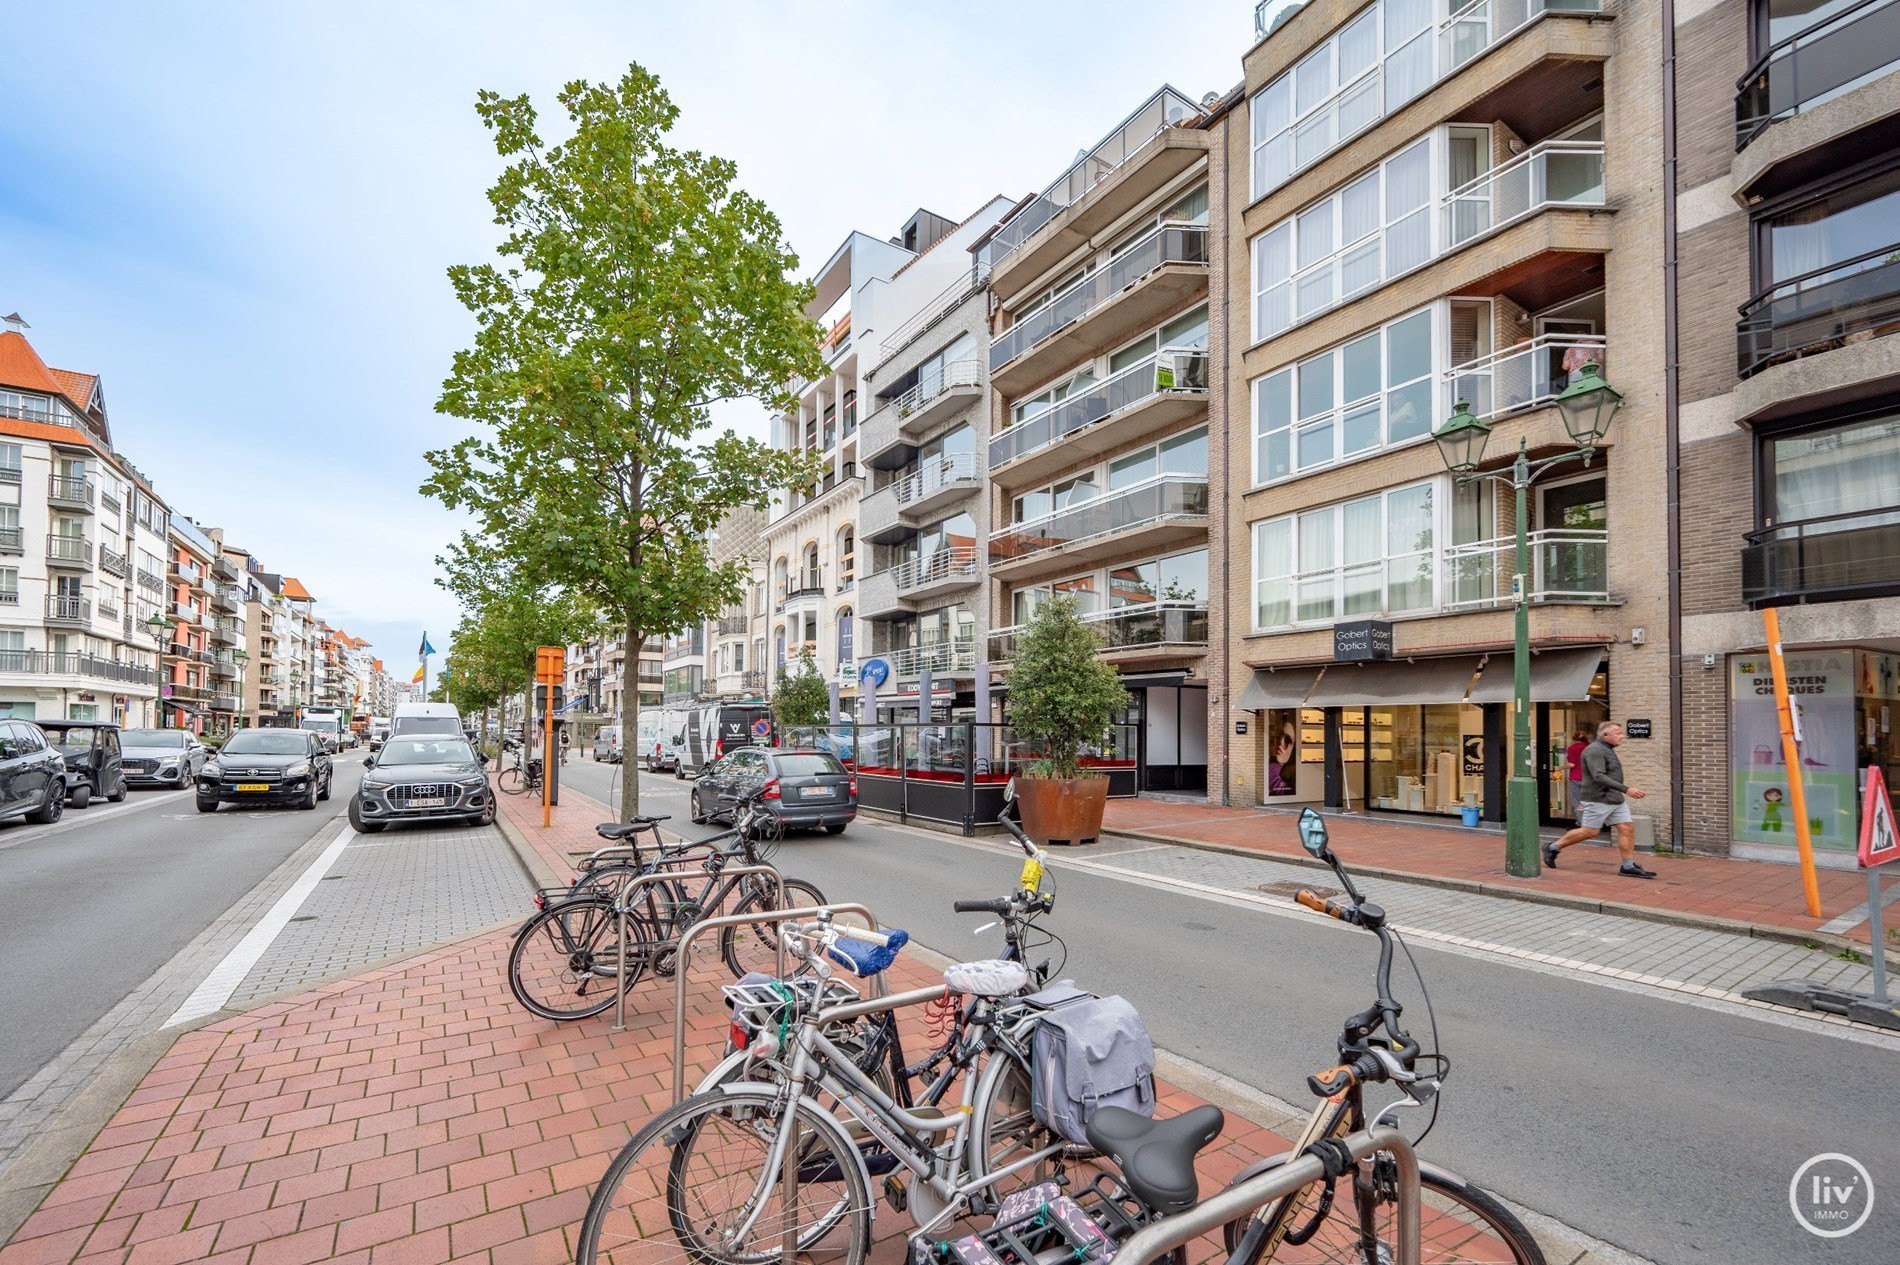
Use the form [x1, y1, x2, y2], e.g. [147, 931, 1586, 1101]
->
[1219, 1154, 1546, 1265]
[719, 878, 828, 978]
[967, 1043, 1094, 1202]
[576, 1085, 871, 1265]
[497, 766, 527, 795]
[507, 895, 641, 1022]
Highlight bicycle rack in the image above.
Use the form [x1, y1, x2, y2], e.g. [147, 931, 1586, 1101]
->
[1109, 1125, 1421, 1265]
[605, 862, 785, 1034]
[668, 900, 881, 1101]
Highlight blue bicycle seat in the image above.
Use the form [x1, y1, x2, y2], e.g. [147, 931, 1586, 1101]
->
[825, 930, 909, 977]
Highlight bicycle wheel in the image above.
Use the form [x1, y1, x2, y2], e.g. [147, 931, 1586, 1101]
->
[720, 878, 828, 978]
[497, 766, 526, 795]
[507, 895, 640, 1021]
[1219, 1156, 1545, 1265]
[967, 1044, 1089, 1203]
[576, 1085, 871, 1265]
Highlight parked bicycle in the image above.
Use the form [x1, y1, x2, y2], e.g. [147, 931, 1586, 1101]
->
[506, 793, 825, 1021]
[495, 753, 542, 796]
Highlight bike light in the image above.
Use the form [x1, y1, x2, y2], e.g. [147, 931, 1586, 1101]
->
[728, 1020, 750, 1051]
[761, 778, 781, 800]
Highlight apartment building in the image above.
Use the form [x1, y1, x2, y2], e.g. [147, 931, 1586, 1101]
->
[710, 503, 767, 700]
[164, 516, 221, 732]
[855, 197, 1016, 721]
[0, 320, 166, 726]
[980, 87, 1221, 792]
[202, 530, 250, 731]
[1224, 2, 1653, 828]
[1674, 0, 1900, 862]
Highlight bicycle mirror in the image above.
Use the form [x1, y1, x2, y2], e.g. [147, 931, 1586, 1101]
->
[1298, 807, 1332, 861]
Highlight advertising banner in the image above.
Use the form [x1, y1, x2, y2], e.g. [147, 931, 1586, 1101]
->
[1730, 652, 1856, 850]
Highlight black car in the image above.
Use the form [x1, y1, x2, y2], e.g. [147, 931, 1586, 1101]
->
[37, 720, 128, 807]
[692, 747, 856, 834]
[0, 720, 71, 825]
[350, 735, 494, 833]
[196, 728, 334, 812]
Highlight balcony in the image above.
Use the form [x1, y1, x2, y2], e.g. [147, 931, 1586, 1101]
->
[884, 638, 977, 678]
[984, 88, 1207, 301]
[0, 528, 20, 556]
[137, 569, 164, 595]
[99, 544, 129, 577]
[46, 536, 92, 570]
[1738, 247, 1900, 377]
[717, 614, 749, 635]
[989, 601, 1210, 660]
[991, 224, 1209, 397]
[1443, 142, 1605, 253]
[211, 657, 239, 679]
[210, 584, 239, 613]
[211, 694, 240, 712]
[1743, 508, 1900, 607]
[989, 477, 1210, 580]
[47, 475, 95, 512]
[1445, 334, 1608, 421]
[1736, 0, 1900, 150]
[742, 669, 767, 691]
[97, 596, 118, 618]
[213, 619, 242, 645]
[889, 358, 985, 439]
[782, 572, 826, 604]
[1443, 530, 1611, 609]
[892, 452, 982, 520]
[175, 601, 204, 623]
[890, 546, 981, 600]
[0, 649, 159, 687]
[45, 595, 91, 626]
[212, 554, 240, 582]
[990, 351, 1208, 489]
[172, 559, 203, 588]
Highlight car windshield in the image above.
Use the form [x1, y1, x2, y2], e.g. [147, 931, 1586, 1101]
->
[42, 727, 97, 752]
[121, 730, 188, 748]
[379, 739, 475, 766]
[776, 753, 845, 777]
[394, 718, 461, 737]
[220, 731, 308, 756]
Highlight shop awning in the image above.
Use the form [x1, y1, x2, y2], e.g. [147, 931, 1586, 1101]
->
[1466, 646, 1607, 704]
[1236, 667, 1325, 710]
[1303, 656, 1484, 708]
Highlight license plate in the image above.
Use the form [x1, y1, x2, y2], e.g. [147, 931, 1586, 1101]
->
[236, 783, 270, 792]
[408, 796, 446, 808]
[799, 786, 832, 799]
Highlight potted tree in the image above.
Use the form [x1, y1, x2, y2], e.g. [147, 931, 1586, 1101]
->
[1007, 597, 1129, 846]
[772, 648, 830, 739]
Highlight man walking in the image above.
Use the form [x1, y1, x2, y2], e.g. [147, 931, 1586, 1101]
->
[1544, 721, 1655, 878]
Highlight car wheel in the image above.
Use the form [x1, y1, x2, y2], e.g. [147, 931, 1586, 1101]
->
[690, 790, 708, 825]
[300, 780, 319, 811]
[106, 776, 127, 803]
[824, 823, 847, 835]
[347, 798, 383, 832]
[69, 782, 91, 809]
[27, 780, 63, 825]
[196, 797, 219, 814]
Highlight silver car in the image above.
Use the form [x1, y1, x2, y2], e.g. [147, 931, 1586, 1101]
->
[119, 728, 209, 789]
[350, 735, 494, 832]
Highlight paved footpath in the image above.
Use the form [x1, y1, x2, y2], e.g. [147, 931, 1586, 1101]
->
[0, 784, 1629, 1265]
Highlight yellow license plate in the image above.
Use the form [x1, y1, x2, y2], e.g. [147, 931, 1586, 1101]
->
[236, 783, 270, 792]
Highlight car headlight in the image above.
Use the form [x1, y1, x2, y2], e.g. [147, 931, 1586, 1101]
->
[201, 763, 220, 779]
[459, 775, 487, 789]
[362, 778, 391, 792]
[285, 762, 311, 778]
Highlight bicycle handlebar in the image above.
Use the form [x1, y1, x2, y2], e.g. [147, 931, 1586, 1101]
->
[954, 899, 1011, 915]
[1295, 889, 1353, 921]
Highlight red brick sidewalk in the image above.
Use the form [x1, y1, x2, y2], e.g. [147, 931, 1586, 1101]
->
[1105, 799, 1898, 947]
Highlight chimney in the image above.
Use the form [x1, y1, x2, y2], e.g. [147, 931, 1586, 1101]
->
[2, 313, 28, 335]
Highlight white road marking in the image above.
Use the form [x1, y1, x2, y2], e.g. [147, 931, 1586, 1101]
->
[1819, 877, 1900, 933]
[0, 789, 186, 854]
[164, 821, 358, 1026]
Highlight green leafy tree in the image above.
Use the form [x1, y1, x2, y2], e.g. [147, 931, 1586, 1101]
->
[424, 64, 822, 820]
[1007, 597, 1130, 781]
[772, 648, 830, 730]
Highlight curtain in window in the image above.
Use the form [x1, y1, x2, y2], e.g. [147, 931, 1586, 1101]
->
[1772, 415, 1900, 527]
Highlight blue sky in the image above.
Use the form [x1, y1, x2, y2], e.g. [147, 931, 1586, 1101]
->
[0, 1, 1249, 672]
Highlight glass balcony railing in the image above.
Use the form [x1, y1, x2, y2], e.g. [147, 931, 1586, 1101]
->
[989, 477, 1210, 567]
[1443, 529, 1610, 608]
[990, 351, 1208, 471]
[1736, 0, 1900, 149]
[1738, 245, 1900, 376]
[891, 546, 980, 593]
[886, 638, 977, 676]
[1743, 506, 1900, 607]
[990, 224, 1208, 372]
[892, 357, 984, 421]
[1440, 0, 1605, 78]
[894, 452, 981, 505]
[1444, 335, 1608, 421]
[990, 601, 1210, 659]
[1443, 141, 1605, 250]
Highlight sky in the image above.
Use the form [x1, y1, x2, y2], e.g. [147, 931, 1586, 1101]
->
[0, 0, 1253, 674]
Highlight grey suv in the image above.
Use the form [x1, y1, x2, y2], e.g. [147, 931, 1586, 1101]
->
[351, 736, 494, 832]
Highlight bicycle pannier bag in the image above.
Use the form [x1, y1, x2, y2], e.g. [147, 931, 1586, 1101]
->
[1029, 994, 1155, 1145]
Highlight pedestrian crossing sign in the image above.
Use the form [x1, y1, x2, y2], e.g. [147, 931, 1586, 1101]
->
[1859, 765, 1899, 869]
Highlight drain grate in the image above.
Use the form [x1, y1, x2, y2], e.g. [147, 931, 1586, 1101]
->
[1258, 880, 1339, 900]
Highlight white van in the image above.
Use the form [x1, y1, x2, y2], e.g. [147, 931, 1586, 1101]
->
[389, 701, 463, 742]
[635, 711, 668, 771]
[593, 724, 623, 764]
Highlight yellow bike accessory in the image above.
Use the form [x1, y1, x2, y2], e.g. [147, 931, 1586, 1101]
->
[1019, 857, 1044, 892]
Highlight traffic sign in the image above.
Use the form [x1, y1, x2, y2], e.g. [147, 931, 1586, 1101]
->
[1860, 766, 1899, 869]
[535, 645, 565, 685]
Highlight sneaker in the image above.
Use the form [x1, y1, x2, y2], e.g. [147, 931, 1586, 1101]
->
[1542, 843, 1560, 869]
[1619, 863, 1656, 879]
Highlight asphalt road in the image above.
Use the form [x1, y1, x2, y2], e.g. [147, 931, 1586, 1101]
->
[560, 759, 1898, 1265]
[0, 760, 362, 1101]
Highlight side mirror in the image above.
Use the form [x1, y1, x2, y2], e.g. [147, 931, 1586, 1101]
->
[1297, 807, 1331, 861]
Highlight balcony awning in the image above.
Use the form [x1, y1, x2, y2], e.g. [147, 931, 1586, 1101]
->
[1466, 646, 1607, 704]
[1303, 656, 1485, 708]
[1235, 667, 1325, 710]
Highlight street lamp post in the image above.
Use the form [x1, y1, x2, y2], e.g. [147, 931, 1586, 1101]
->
[144, 612, 171, 729]
[1433, 362, 1623, 878]
[233, 648, 250, 730]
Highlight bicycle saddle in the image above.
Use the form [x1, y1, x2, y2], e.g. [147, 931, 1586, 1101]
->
[1084, 1104, 1225, 1216]
[593, 816, 667, 839]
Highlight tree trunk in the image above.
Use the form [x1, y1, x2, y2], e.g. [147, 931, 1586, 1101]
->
[621, 618, 642, 823]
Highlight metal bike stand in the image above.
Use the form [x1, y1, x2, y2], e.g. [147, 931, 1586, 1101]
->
[1110, 1125, 1422, 1265]
[605, 862, 786, 1034]
[668, 901, 881, 1101]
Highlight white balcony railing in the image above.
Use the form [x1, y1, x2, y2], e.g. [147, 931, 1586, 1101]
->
[989, 349, 1207, 470]
[890, 546, 980, 592]
[1444, 334, 1608, 422]
[1443, 529, 1610, 609]
[893, 452, 981, 506]
[892, 358, 983, 421]
[1442, 141, 1605, 250]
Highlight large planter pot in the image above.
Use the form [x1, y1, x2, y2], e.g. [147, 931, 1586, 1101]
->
[1017, 775, 1109, 847]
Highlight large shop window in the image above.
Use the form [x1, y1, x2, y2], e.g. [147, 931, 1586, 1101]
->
[1253, 138, 1431, 340]
[1252, 307, 1434, 483]
[1252, 483, 1437, 628]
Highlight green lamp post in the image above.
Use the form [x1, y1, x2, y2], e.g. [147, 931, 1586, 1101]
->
[144, 612, 171, 728]
[233, 648, 250, 730]
[1433, 363, 1622, 877]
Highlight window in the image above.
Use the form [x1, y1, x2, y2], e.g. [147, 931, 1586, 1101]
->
[838, 608, 854, 663]
[0, 443, 18, 479]
[1011, 366, 1098, 428]
[1253, 137, 1431, 340]
[838, 526, 855, 582]
[1756, 164, 1900, 295]
[1106, 548, 1210, 605]
[1252, 482, 1438, 627]
[1108, 305, 1211, 375]
[1253, 308, 1435, 482]
[0, 568, 16, 602]
[903, 512, 976, 565]
[1761, 410, 1900, 530]
[1250, 0, 1433, 197]
[1015, 425, 1207, 524]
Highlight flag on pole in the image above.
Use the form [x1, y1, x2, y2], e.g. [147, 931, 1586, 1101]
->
[419, 633, 436, 658]
[412, 662, 426, 685]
